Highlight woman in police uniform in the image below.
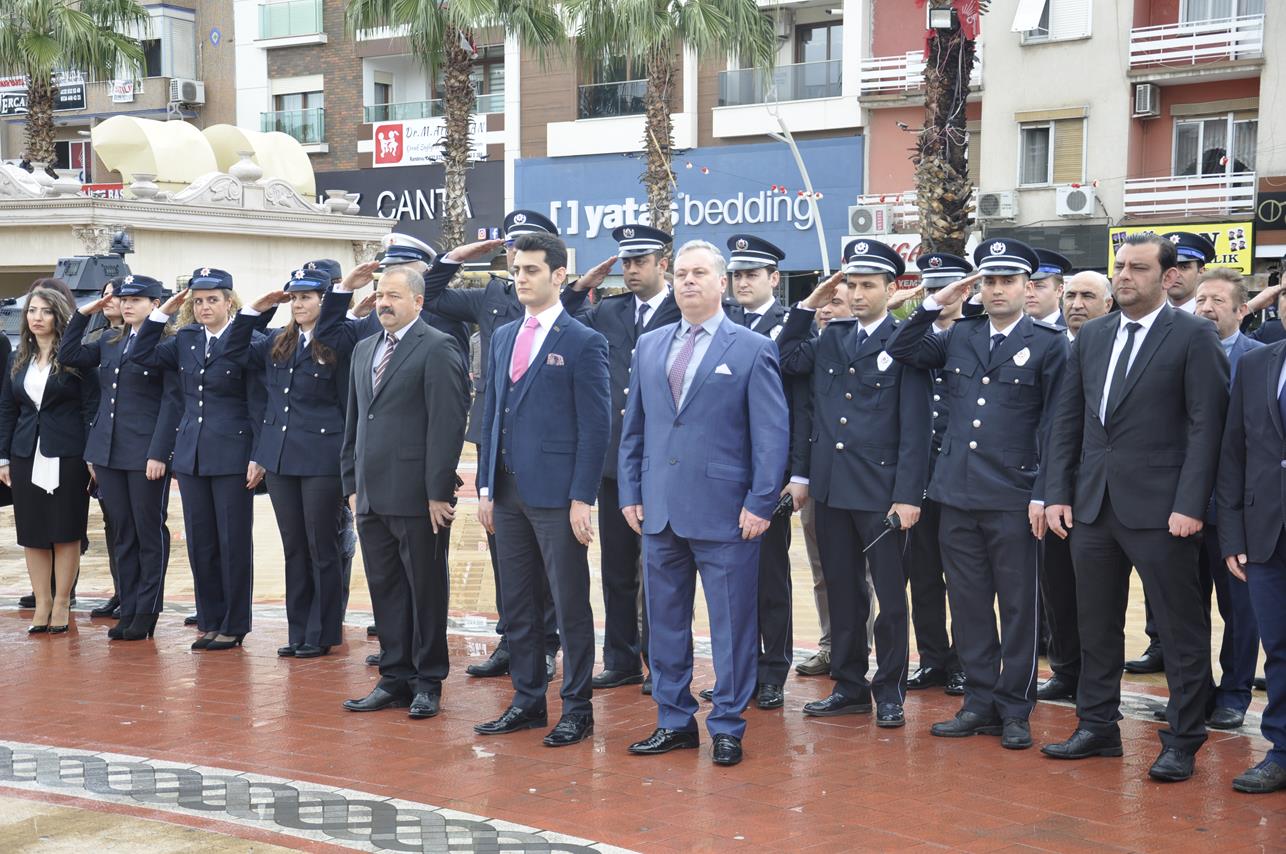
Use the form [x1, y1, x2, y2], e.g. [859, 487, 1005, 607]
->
[224, 268, 351, 658]
[60, 275, 182, 641]
[131, 268, 265, 651]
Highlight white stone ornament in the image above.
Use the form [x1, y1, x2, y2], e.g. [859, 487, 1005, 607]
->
[1013, 346, 1031, 367]
[877, 351, 893, 371]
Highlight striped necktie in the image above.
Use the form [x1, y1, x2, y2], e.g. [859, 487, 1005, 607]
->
[373, 332, 398, 391]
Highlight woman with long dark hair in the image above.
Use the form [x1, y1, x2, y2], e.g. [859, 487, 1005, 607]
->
[0, 287, 98, 634]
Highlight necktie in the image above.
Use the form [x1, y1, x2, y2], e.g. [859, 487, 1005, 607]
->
[668, 326, 703, 408]
[298, 334, 309, 359]
[122, 333, 135, 358]
[205, 335, 216, 360]
[373, 332, 398, 391]
[635, 303, 650, 339]
[852, 327, 868, 357]
[991, 333, 1005, 352]
[1105, 322, 1142, 419]
[509, 316, 540, 384]
[744, 312, 761, 330]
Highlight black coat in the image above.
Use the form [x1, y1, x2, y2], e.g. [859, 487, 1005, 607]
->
[0, 357, 99, 460]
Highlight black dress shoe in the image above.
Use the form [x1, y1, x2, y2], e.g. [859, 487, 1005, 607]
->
[546, 653, 557, 680]
[1148, 747, 1195, 782]
[1232, 759, 1286, 793]
[931, 710, 1003, 738]
[365, 653, 380, 666]
[1207, 707, 1245, 730]
[184, 614, 199, 626]
[108, 616, 132, 640]
[699, 687, 714, 702]
[543, 714, 593, 746]
[803, 692, 872, 717]
[343, 686, 411, 712]
[1002, 718, 1032, 750]
[294, 644, 330, 658]
[366, 624, 378, 637]
[90, 596, 121, 618]
[474, 705, 548, 735]
[1124, 644, 1165, 674]
[641, 675, 652, 695]
[18, 593, 35, 609]
[1152, 708, 1168, 721]
[204, 633, 245, 651]
[876, 702, 905, 728]
[408, 692, 440, 719]
[1040, 728, 1124, 759]
[277, 644, 298, 657]
[466, 648, 511, 678]
[711, 734, 742, 766]
[592, 669, 644, 689]
[1037, 674, 1077, 701]
[907, 666, 949, 690]
[944, 670, 966, 696]
[757, 684, 784, 709]
[1254, 677, 1267, 691]
[121, 613, 157, 641]
[628, 728, 699, 754]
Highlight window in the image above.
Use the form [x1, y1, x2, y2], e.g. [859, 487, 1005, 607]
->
[432, 45, 504, 112]
[141, 39, 162, 78]
[1020, 0, 1091, 43]
[53, 140, 90, 178]
[274, 91, 324, 113]
[1180, 0, 1264, 24]
[1174, 114, 1256, 176]
[373, 80, 391, 107]
[795, 22, 843, 64]
[1019, 118, 1085, 186]
[1020, 125, 1052, 185]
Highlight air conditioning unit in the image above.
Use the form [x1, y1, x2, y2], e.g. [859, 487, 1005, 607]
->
[975, 191, 1017, 221]
[773, 9, 795, 43]
[169, 78, 205, 105]
[848, 204, 894, 236]
[1056, 185, 1097, 217]
[1133, 83, 1159, 118]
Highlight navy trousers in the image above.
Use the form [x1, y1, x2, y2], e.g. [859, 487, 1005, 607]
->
[177, 473, 254, 636]
[267, 473, 345, 648]
[1206, 525, 1260, 714]
[1247, 531, 1286, 765]
[95, 466, 170, 618]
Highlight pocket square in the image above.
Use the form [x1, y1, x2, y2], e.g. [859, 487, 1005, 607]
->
[546, 353, 565, 366]
[714, 363, 733, 376]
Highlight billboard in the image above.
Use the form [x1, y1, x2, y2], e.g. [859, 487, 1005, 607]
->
[1108, 222, 1253, 275]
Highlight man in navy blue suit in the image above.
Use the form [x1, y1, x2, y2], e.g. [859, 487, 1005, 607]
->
[619, 239, 790, 766]
[474, 232, 612, 748]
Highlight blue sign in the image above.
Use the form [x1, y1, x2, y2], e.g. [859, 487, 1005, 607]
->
[515, 137, 863, 270]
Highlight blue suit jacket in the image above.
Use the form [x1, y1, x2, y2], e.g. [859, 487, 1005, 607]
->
[618, 315, 789, 542]
[1203, 331, 1264, 522]
[478, 309, 611, 508]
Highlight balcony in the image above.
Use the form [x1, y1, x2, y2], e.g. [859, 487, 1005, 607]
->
[718, 59, 841, 107]
[261, 107, 326, 148]
[257, 0, 326, 46]
[1129, 15, 1264, 69]
[577, 79, 646, 120]
[1122, 172, 1255, 218]
[859, 50, 982, 97]
[363, 93, 504, 123]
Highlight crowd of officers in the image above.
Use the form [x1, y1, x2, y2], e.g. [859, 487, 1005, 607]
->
[1, 207, 1282, 793]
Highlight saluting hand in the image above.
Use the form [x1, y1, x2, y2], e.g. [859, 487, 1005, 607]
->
[353, 292, 378, 319]
[887, 284, 924, 312]
[929, 272, 982, 309]
[573, 256, 618, 292]
[250, 289, 292, 313]
[340, 260, 380, 292]
[159, 288, 190, 317]
[802, 271, 845, 310]
[80, 284, 114, 316]
[447, 238, 504, 263]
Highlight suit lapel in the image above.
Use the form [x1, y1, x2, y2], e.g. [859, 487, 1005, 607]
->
[645, 293, 680, 335]
[1085, 319, 1114, 419]
[969, 319, 992, 368]
[987, 317, 1033, 371]
[1113, 307, 1174, 415]
[855, 315, 894, 363]
[1269, 344, 1286, 440]
[371, 322, 424, 404]
[678, 319, 735, 416]
[511, 311, 570, 412]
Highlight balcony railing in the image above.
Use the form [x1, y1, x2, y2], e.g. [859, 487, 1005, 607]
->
[718, 59, 841, 107]
[363, 93, 504, 123]
[859, 50, 982, 95]
[258, 0, 322, 40]
[261, 107, 325, 145]
[1129, 14, 1264, 67]
[1122, 172, 1255, 217]
[577, 79, 647, 119]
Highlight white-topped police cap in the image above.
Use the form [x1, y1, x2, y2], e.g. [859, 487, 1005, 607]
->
[915, 252, 972, 289]
[110, 274, 164, 300]
[842, 239, 906, 278]
[503, 209, 558, 238]
[1031, 249, 1073, 281]
[1162, 231, 1216, 265]
[612, 224, 672, 258]
[726, 234, 785, 271]
[379, 234, 437, 270]
[973, 237, 1039, 276]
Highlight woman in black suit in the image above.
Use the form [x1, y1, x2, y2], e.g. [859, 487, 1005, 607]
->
[0, 287, 99, 633]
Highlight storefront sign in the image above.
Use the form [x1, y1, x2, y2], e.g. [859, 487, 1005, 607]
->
[372, 115, 487, 168]
[0, 82, 87, 114]
[1108, 222, 1253, 275]
[110, 80, 135, 103]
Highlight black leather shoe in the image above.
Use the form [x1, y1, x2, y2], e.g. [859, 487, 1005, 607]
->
[466, 648, 511, 678]
[543, 714, 593, 746]
[711, 734, 742, 766]
[365, 653, 380, 666]
[1148, 747, 1195, 782]
[641, 675, 652, 695]
[699, 688, 714, 702]
[366, 624, 378, 637]
[592, 669, 644, 689]
[1232, 759, 1286, 793]
[18, 593, 35, 609]
[294, 644, 330, 658]
[474, 705, 548, 735]
[1254, 677, 1267, 691]
[907, 666, 949, 690]
[931, 710, 1003, 738]
[628, 728, 699, 754]
[876, 702, 905, 728]
[546, 653, 557, 680]
[408, 692, 440, 719]
[1002, 718, 1033, 750]
[803, 692, 872, 717]
[1037, 674, 1077, 701]
[90, 596, 120, 618]
[1207, 707, 1245, 730]
[757, 684, 784, 709]
[1124, 644, 1165, 674]
[944, 670, 966, 696]
[343, 687, 410, 712]
[1152, 708, 1168, 721]
[1041, 728, 1124, 759]
[108, 616, 132, 640]
[204, 633, 244, 651]
[277, 644, 298, 657]
[184, 614, 199, 626]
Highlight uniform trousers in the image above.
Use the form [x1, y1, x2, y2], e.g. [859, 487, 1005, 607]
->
[1205, 525, 1260, 715]
[800, 500, 830, 652]
[906, 496, 958, 672]
[1039, 531, 1080, 683]
[756, 508, 793, 685]
[94, 466, 170, 618]
[267, 473, 345, 648]
[598, 476, 649, 673]
[1247, 530, 1286, 764]
[177, 473, 254, 636]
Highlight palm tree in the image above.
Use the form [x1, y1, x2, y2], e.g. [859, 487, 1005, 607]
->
[567, 0, 776, 235]
[346, 0, 563, 250]
[0, 0, 148, 168]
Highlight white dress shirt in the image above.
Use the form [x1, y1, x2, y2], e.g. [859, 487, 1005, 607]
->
[24, 361, 60, 494]
[1099, 301, 1167, 424]
[743, 297, 777, 331]
[1172, 295, 1197, 314]
[634, 289, 669, 328]
[1041, 310, 1062, 326]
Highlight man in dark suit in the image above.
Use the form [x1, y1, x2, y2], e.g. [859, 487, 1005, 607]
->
[1215, 338, 1286, 793]
[474, 232, 611, 747]
[1042, 233, 1229, 782]
[340, 265, 470, 719]
[619, 239, 789, 766]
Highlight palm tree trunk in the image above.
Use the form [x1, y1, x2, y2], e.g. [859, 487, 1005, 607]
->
[642, 51, 676, 235]
[914, 26, 975, 256]
[23, 73, 57, 166]
[439, 26, 474, 251]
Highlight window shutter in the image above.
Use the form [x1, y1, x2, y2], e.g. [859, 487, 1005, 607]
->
[1052, 118, 1085, 184]
[1049, 0, 1091, 40]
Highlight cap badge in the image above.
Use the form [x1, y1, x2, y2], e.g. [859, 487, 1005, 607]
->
[989, 242, 1006, 256]
[513, 213, 527, 225]
[293, 270, 305, 279]
[735, 238, 749, 251]
[1169, 234, 1182, 244]
[123, 275, 134, 284]
[856, 241, 869, 254]
[623, 227, 635, 238]
[306, 262, 316, 270]
[200, 267, 211, 276]
[928, 256, 942, 268]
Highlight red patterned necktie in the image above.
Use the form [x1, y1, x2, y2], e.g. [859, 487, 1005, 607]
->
[668, 326, 702, 407]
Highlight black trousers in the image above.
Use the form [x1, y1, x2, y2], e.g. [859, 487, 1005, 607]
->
[357, 512, 450, 696]
[1039, 531, 1080, 682]
[905, 496, 958, 672]
[493, 470, 594, 716]
[939, 506, 1040, 721]
[95, 466, 170, 618]
[598, 476, 648, 673]
[815, 502, 908, 705]
[757, 507, 793, 685]
[1070, 495, 1211, 753]
[98, 498, 120, 595]
[267, 473, 345, 648]
[177, 473, 254, 636]
[339, 501, 356, 615]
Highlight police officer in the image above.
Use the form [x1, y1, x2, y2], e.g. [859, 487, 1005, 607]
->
[60, 275, 181, 641]
[887, 238, 1068, 749]
[133, 268, 266, 651]
[1163, 231, 1217, 315]
[781, 239, 931, 728]
[1027, 250, 1071, 328]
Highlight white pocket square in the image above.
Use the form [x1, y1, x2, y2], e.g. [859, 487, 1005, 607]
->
[714, 363, 733, 375]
